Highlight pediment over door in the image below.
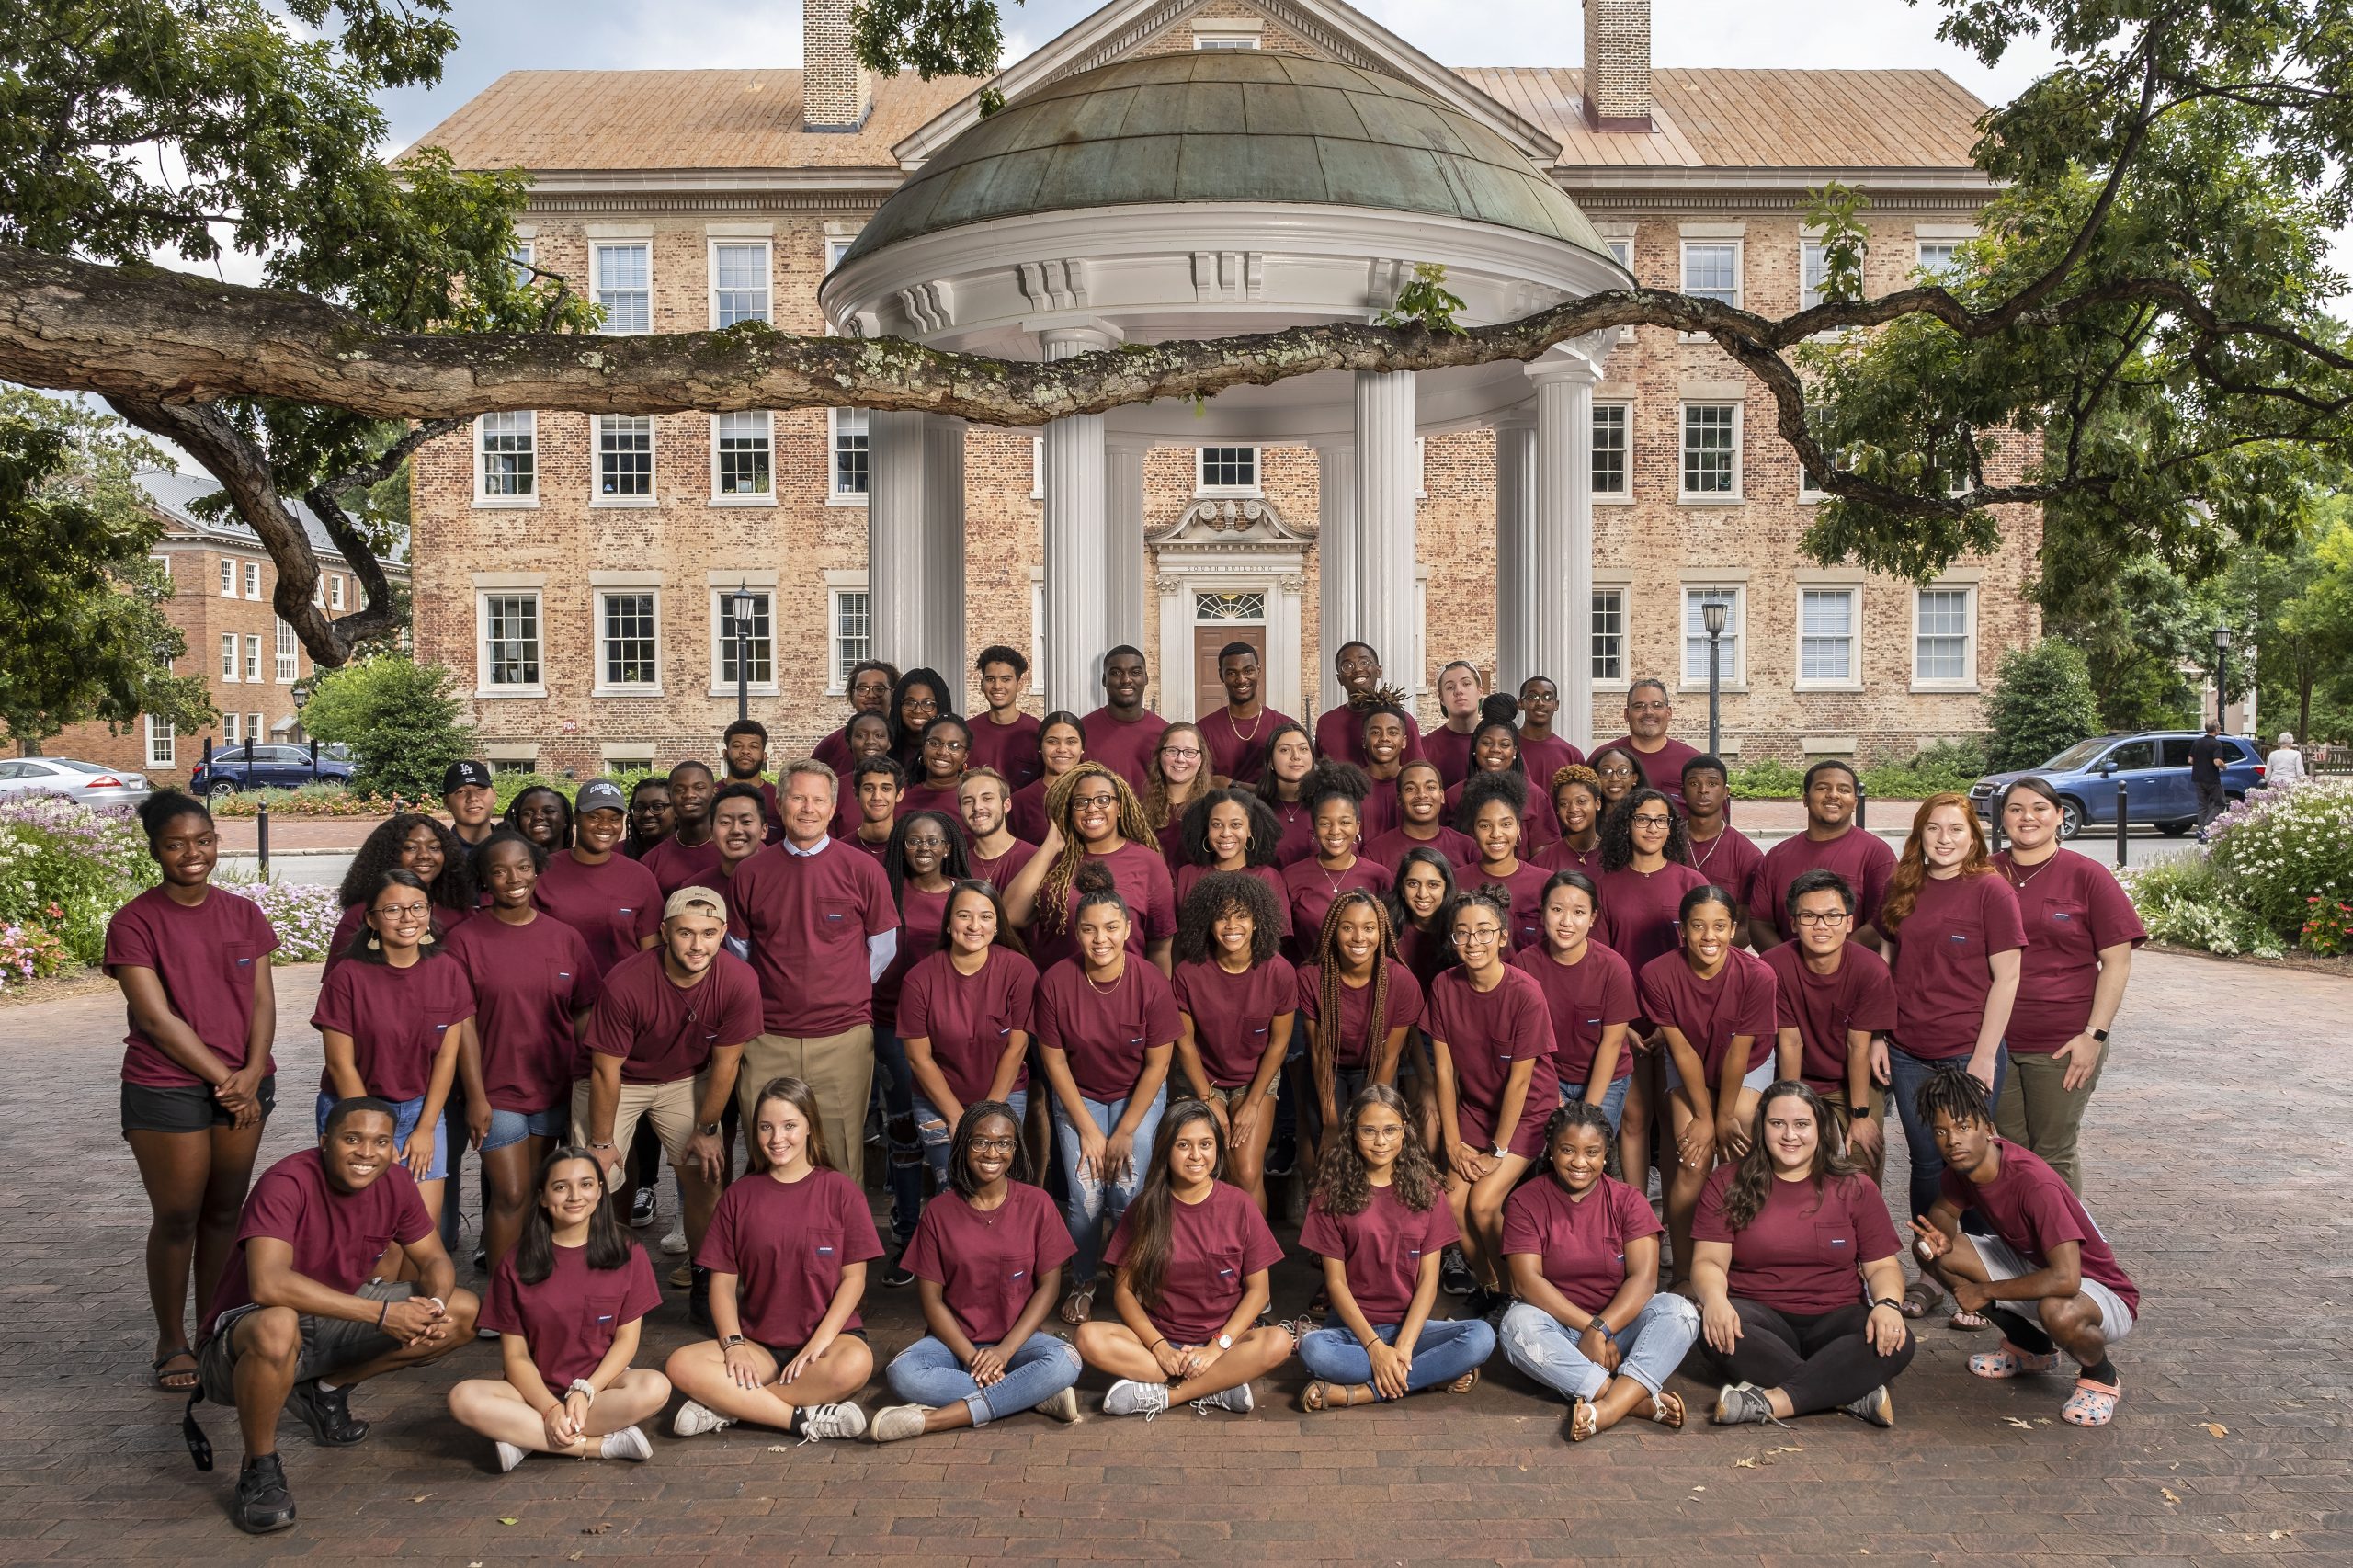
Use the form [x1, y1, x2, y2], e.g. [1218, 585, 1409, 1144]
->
[1153, 495, 1314, 550]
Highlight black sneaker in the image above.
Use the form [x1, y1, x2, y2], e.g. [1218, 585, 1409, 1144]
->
[688, 1266, 714, 1331]
[631, 1186, 658, 1227]
[1439, 1246, 1474, 1297]
[1464, 1285, 1507, 1321]
[882, 1252, 916, 1289]
[232, 1453, 296, 1534]
[1265, 1133, 1297, 1179]
[288, 1380, 368, 1447]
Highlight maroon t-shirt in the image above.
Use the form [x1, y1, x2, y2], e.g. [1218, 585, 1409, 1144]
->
[1518, 735, 1586, 799]
[1366, 824, 1477, 875]
[723, 838, 898, 1037]
[1445, 778, 1559, 854]
[1938, 1140, 2138, 1312]
[1887, 872, 2027, 1061]
[1314, 705, 1425, 770]
[1295, 960, 1425, 1071]
[901, 1182, 1075, 1345]
[312, 956, 476, 1103]
[1174, 862, 1293, 943]
[1685, 824, 1765, 913]
[900, 779, 965, 820]
[1299, 1185, 1459, 1324]
[1534, 839, 1605, 879]
[587, 948, 762, 1085]
[1035, 958, 1182, 1103]
[1171, 957, 1297, 1087]
[1006, 778, 1055, 846]
[813, 724, 856, 777]
[106, 884, 278, 1088]
[1028, 841, 1177, 973]
[1264, 797, 1316, 866]
[968, 711, 1043, 791]
[1080, 707, 1169, 794]
[1597, 862, 1710, 980]
[1764, 941, 1897, 1092]
[1104, 1180, 1284, 1345]
[1637, 948, 1779, 1080]
[1197, 708, 1298, 786]
[200, 1149, 432, 1338]
[1691, 1165, 1900, 1315]
[967, 836, 1038, 893]
[443, 915, 600, 1111]
[696, 1166, 884, 1347]
[1501, 1175, 1662, 1314]
[1465, 858, 1552, 954]
[1513, 941, 1638, 1086]
[1281, 857, 1395, 962]
[1595, 734, 1705, 811]
[1427, 966, 1558, 1156]
[1357, 777, 1402, 844]
[481, 1242, 663, 1389]
[1422, 723, 1480, 789]
[533, 851, 662, 979]
[897, 948, 1037, 1104]
[874, 884, 951, 1032]
[1755, 828, 1898, 940]
[1991, 850, 2147, 1054]
[639, 834, 726, 898]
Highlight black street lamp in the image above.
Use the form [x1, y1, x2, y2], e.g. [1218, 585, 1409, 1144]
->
[1703, 597, 1728, 756]
[730, 584, 757, 723]
[2212, 624, 2234, 732]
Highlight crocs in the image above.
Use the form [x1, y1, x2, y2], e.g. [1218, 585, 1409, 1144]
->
[1968, 1342, 2061, 1380]
[2060, 1378, 2120, 1426]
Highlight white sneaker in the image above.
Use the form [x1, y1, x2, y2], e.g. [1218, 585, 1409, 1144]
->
[660, 1221, 688, 1256]
[870, 1403, 930, 1443]
[600, 1426, 653, 1460]
[1038, 1385, 1082, 1424]
[1102, 1379, 1171, 1419]
[672, 1399, 733, 1437]
[494, 1440, 527, 1473]
[1192, 1381, 1254, 1415]
[796, 1402, 867, 1442]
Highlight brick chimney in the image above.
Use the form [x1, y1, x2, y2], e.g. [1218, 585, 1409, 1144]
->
[803, 0, 873, 132]
[1583, 0, 1653, 131]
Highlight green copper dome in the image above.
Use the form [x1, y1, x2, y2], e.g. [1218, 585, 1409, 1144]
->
[842, 51, 1607, 265]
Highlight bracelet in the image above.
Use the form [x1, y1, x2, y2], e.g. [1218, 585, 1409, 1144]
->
[568, 1378, 597, 1403]
[376, 1299, 390, 1329]
[1148, 1338, 1169, 1354]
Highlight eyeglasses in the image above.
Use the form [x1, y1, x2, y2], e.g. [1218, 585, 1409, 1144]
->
[1071, 792, 1117, 809]
[1631, 813, 1673, 828]
[1596, 763, 1637, 778]
[1792, 910, 1849, 927]
[1159, 746, 1203, 761]
[970, 1136, 1018, 1153]
[1453, 925, 1504, 945]
[375, 903, 430, 920]
[1357, 1124, 1405, 1141]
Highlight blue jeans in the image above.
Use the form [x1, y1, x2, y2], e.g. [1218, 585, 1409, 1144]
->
[1562, 1074, 1631, 1133]
[480, 1103, 567, 1153]
[885, 1333, 1082, 1426]
[913, 1089, 1027, 1189]
[1052, 1088, 1167, 1286]
[1298, 1317, 1495, 1397]
[1885, 1041, 2011, 1221]
[1501, 1293, 1699, 1402]
[874, 1030, 923, 1244]
[314, 1091, 447, 1181]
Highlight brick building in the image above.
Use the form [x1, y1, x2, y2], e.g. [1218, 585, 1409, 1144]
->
[409, 0, 2036, 777]
[35, 471, 410, 782]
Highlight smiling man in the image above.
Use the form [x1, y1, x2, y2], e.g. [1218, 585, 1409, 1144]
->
[1198, 642, 1295, 786]
[1314, 641, 1425, 770]
[1082, 646, 1169, 794]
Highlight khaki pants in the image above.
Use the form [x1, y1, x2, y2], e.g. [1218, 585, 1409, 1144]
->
[572, 1073, 707, 1170]
[1993, 1042, 2105, 1194]
[740, 1028, 875, 1185]
[1820, 1082, 1887, 1164]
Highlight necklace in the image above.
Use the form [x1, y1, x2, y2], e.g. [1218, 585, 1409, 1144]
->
[1688, 826, 1728, 871]
[1222, 707, 1267, 746]
[2003, 849, 2057, 892]
[1084, 965, 1125, 996]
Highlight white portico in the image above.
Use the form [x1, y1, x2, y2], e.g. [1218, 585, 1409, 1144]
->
[821, 50, 1627, 745]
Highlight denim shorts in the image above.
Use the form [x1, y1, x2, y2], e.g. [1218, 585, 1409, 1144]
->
[313, 1091, 449, 1181]
[481, 1103, 569, 1153]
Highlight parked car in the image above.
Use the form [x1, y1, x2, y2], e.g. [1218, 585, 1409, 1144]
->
[1970, 732, 2267, 839]
[188, 744, 355, 797]
[0, 757, 153, 809]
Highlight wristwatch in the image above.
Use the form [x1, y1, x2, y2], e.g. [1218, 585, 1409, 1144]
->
[720, 1334, 747, 1349]
[1216, 1333, 1234, 1350]
[699, 1122, 722, 1138]
[1490, 1142, 1509, 1160]
[2089, 1028, 2109, 1043]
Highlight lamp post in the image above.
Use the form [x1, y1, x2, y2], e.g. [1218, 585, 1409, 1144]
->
[1702, 597, 1728, 756]
[729, 584, 757, 723]
[2213, 624, 2234, 733]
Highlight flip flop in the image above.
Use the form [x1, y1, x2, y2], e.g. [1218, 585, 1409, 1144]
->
[1445, 1368, 1480, 1394]
[2060, 1377, 2121, 1426]
[1949, 1307, 1993, 1332]
[151, 1347, 199, 1393]
[1968, 1342, 2059, 1380]
[1059, 1283, 1096, 1326]
[1568, 1397, 1601, 1442]
[1644, 1388, 1687, 1429]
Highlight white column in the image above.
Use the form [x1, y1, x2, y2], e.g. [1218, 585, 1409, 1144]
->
[1529, 350, 1603, 752]
[866, 409, 928, 671]
[1104, 439, 1149, 659]
[921, 415, 967, 692]
[1351, 370, 1419, 703]
[1314, 443, 1357, 717]
[1492, 413, 1537, 696]
[1039, 326, 1115, 713]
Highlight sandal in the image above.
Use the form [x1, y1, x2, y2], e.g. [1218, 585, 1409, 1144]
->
[1644, 1388, 1686, 1429]
[2060, 1377, 2121, 1426]
[1968, 1342, 2059, 1381]
[1445, 1368, 1480, 1395]
[151, 1347, 199, 1393]
[1301, 1381, 1373, 1412]
[1059, 1282, 1096, 1326]
[1949, 1307, 1993, 1332]
[1568, 1398, 1601, 1442]
[1900, 1278, 1945, 1320]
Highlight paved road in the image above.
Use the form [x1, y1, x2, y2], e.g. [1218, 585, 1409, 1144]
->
[4, 949, 2347, 1562]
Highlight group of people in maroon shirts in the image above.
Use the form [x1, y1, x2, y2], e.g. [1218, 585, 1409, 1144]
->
[107, 637, 2148, 1534]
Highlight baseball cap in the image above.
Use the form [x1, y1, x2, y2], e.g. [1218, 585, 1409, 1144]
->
[441, 760, 493, 794]
[663, 886, 728, 923]
[576, 778, 627, 815]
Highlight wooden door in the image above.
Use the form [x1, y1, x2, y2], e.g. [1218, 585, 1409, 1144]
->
[1196, 621, 1267, 709]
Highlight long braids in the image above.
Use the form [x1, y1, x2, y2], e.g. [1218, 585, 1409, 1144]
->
[1032, 762, 1157, 937]
[1310, 891, 1396, 1115]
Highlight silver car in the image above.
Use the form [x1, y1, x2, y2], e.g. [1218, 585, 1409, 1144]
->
[0, 757, 153, 808]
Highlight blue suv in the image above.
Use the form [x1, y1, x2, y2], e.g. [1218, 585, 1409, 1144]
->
[1969, 732, 2268, 839]
[188, 743, 357, 798]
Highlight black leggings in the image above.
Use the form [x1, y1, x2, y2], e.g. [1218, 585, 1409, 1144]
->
[1700, 1299, 1915, 1415]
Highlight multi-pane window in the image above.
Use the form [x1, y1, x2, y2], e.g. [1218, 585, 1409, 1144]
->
[248, 711, 264, 744]
[1801, 241, 1830, 310]
[220, 634, 239, 682]
[1606, 239, 1637, 342]
[330, 574, 346, 610]
[145, 717, 175, 768]
[507, 240, 535, 289]
[1799, 588, 1857, 683]
[1681, 242, 1739, 307]
[826, 238, 855, 273]
[1193, 31, 1259, 47]
[711, 243, 771, 327]
[1681, 403, 1738, 495]
[220, 559, 235, 597]
[478, 412, 536, 499]
[1915, 588, 1974, 683]
[716, 413, 773, 497]
[598, 593, 658, 688]
[222, 711, 240, 744]
[1916, 241, 1962, 281]
[482, 593, 541, 688]
[275, 619, 299, 683]
[593, 243, 651, 334]
[832, 589, 871, 685]
[716, 589, 773, 687]
[244, 562, 262, 599]
[1591, 587, 1626, 683]
[243, 635, 262, 683]
[1198, 447, 1258, 491]
[1682, 587, 1743, 684]
[597, 415, 654, 498]
[830, 409, 869, 497]
[1591, 405, 1630, 496]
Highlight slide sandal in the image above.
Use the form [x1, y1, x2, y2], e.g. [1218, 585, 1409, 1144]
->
[2060, 1378, 2120, 1426]
[1969, 1342, 2060, 1380]
[152, 1348, 199, 1393]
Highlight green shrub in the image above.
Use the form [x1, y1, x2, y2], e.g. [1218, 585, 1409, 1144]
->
[1859, 737, 1990, 799]
[2120, 852, 2286, 959]
[1984, 639, 2102, 771]
[208, 781, 381, 818]
[1725, 760, 1806, 799]
[298, 655, 475, 802]
[2204, 778, 2353, 937]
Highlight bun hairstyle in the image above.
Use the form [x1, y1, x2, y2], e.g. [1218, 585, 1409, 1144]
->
[1478, 692, 1521, 728]
[1070, 859, 1128, 925]
[136, 789, 212, 854]
[1301, 758, 1373, 819]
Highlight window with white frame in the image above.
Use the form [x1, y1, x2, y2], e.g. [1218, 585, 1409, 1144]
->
[1916, 240, 1962, 281]
[329, 574, 346, 610]
[220, 634, 239, 682]
[715, 412, 773, 498]
[1030, 437, 1044, 500]
[249, 711, 265, 743]
[1681, 242, 1740, 307]
[244, 562, 262, 599]
[1606, 239, 1638, 342]
[219, 558, 235, 597]
[1029, 577, 1046, 694]
[145, 716, 175, 768]
[222, 711, 239, 744]
[714, 589, 774, 689]
[1801, 240, 1830, 311]
[1682, 585, 1744, 685]
[243, 635, 262, 683]
[593, 242, 651, 335]
[1680, 403, 1738, 496]
[1194, 31, 1259, 47]
[1914, 586, 1976, 684]
[1197, 447, 1257, 493]
[507, 239, 534, 289]
[1591, 405, 1630, 497]
[826, 238, 855, 273]
[710, 241, 771, 327]
[480, 592, 542, 689]
[312, 574, 324, 608]
[830, 587, 871, 687]
[1798, 587, 1858, 684]
[477, 412, 536, 500]
[275, 619, 298, 683]
[830, 409, 868, 498]
[597, 415, 654, 499]
[597, 591, 660, 690]
[1592, 587, 1626, 683]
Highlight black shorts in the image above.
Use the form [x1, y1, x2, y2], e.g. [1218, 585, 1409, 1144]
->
[756, 1326, 869, 1366]
[121, 1074, 277, 1137]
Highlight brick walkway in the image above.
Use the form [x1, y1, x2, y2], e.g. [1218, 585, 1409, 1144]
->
[5, 951, 2347, 1564]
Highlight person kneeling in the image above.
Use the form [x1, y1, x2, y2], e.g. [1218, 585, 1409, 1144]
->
[1076, 1101, 1293, 1417]
[873, 1102, 1086, 1440]
[189, 1097, 478, 1534]
[1912, 1069, 2141, 1426]
[665, 1078, 878, 1443]
[1500, 1103, 1699, 1440]
[1297, 1085, 1493, 1410]
[447, 1147, 671, 1469]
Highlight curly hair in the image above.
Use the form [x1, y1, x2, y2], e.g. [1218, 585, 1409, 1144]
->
[1305, 890, 1399, 1102]
[1301, 758, 1372, 824]
[1312, 1084, 1442, 1217]
[337, 812, 476, 915]
[1454, 767, 1528, 836]
[1172, 869, 1284, 967]
[1118, 1100, 1226, 1312]
[1551, 762, 1602, 812]
[1440, 883, 1515, 971]
[1715, 1082, 1855, 1233]
[1032, 764, 1157, 937]
[1176, 787, 1284, 869]
[1597, 787, 1691, 872]
[1142, 721, 1211, 831]
[1879, 791, 1995, 933]
[882, 810, 972, 914]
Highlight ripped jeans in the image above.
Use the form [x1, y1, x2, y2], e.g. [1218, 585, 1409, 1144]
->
[874, 1030, 923, 1244]
[1499, 1293, 1700, 1403]
[1051, 1089, 1168, 1288]
[913, 1088, 1029, 1188]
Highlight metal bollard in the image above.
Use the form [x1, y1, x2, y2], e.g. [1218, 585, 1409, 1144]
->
[256, 798, 271, 879]
[2114, 781, 2128, 869]
[1856, 784, 1869, 832]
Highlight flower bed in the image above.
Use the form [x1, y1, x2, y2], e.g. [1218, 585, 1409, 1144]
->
[2121, 778, 2353, 959]
[0, 795, 156, 967]
[219, 878, 344, 963]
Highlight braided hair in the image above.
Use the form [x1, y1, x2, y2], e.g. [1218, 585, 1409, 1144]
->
[1032, 763, 1156, 937]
